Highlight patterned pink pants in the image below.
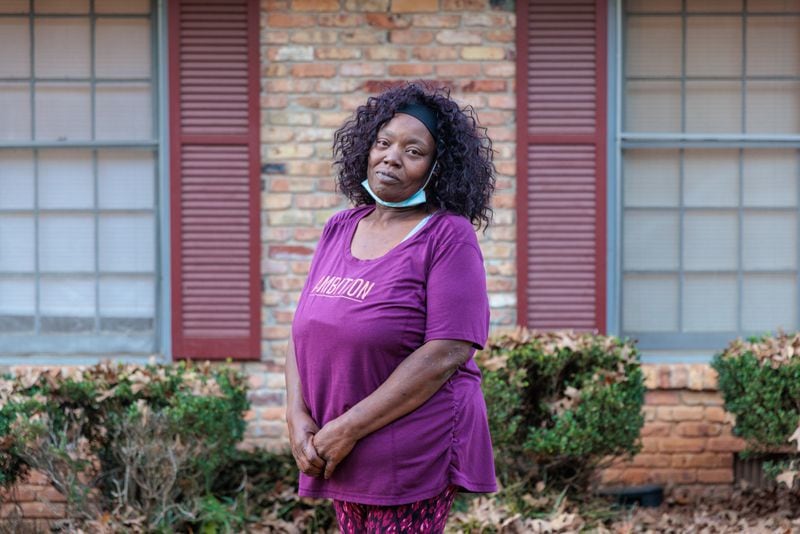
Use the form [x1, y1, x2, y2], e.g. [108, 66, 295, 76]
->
[332, 485, 458, 534]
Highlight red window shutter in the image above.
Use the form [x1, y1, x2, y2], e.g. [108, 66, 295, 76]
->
[516, 0, 607, 331]
[168, 0, 261, 360]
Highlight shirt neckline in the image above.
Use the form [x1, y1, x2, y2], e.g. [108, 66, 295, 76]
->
[345, 206, 441, 263]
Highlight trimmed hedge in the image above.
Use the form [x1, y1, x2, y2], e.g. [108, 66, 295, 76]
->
[712, 333, 800, 489]
[476, 328, 645, 490]
[0, 361, 250, 531]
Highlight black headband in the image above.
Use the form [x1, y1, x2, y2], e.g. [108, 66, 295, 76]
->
[396, 102, 438, 140]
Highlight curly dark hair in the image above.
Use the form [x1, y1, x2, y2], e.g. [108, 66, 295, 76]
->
[332, 82, 496, 229]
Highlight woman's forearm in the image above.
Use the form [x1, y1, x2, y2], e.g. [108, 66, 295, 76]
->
[285, 337, 310, 417]
[334, 339, 472, 441]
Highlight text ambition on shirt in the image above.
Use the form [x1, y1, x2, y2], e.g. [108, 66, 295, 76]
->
[310, 274, 375, 302]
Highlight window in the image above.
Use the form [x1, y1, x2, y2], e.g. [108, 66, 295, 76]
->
[619, 0, 800, 352]
[0, 0, 159, 354]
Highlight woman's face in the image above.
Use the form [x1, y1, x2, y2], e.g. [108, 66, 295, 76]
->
[366, 113, 436, 204]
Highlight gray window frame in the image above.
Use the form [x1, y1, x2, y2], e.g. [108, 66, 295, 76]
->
[609, 0, 800, 361]
[0, 0, 167, 359]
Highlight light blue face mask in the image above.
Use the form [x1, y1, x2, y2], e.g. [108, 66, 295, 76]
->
[362, 161, 437, 208]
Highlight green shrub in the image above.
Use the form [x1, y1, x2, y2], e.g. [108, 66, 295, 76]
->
[476, 329, 645, 490]
[712, 333, 800, 489]
[712, 333, 800, 451]
[0, 361, 250, 531]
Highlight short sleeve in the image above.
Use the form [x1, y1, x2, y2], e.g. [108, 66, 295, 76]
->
[425, 241, 490, 349]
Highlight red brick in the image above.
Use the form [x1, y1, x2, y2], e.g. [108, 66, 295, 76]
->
[436, 30, 482, 45]
[267, 13, 315, 27]
[263, 30, 290, 44]
[343, 0, 389, 9]
[487, 29, 514, 42]
[290, 260, 310, 274]
[269, 276, 306, 291]
[672, 453, 732, 469]
[262, 227, 293, 242]
[291, 64, 337, 78]
[649, 468, 697, 484]
[366, 46, 410, 60]
[630, 453, 672, 468]
[363, 79, 409, 93]
[315, 47, 362, 60]
[486, 278, 513, 291]
[641, 422, 673, 437]
[492, 160, 517, 175]
[295, 194, 340, 209]
[262, 326, 291, 340]
[704, 406, 730, 423]
[600, 469, 623, 484]
[274, 309, 295, 323]
[388, 64, 434, 76]
[697, 468, 734, 484]
[484, 62, 515, 77]
[413, 47, 458, 61]
[319, 111, 353, 127]
[366, 13, 412, 28]
[706, 436, 746, 452]
[491, 193, 514, 209]
[264, 78, 315, 93]
[340, 63, 386, 77]
[292, 0, 339, 10]
[262, 258, 287, 274]
[640, 437, 661, 453]
[645, 390, 681, 406]
[392, 0, 438, 12]
[659, 437, 706, 453]
[317, 79, 362, 93]
[261, 406, 287, 421]
[461, 80, 507, 93]
[260, 94, 289, 109]
[488, 94, 516, 109]
[619, 468, 651, 485]
[269, 245, 314, 259]
[436, 63, 481, 77]
[294, 96, 337, 110]
[318, 13, 366, 27]
[262, 63, 289, 77]
[672, 406, 708, 421]
[290, 29, 339, 44]
[389, 30, 434, 44]
[676, 422, 722, 438]
[341, 29, 383, 45]
[703, 366, 719, 389]
[461, 46, 507, 61]
[294, 228, 323, 241]
[681, 391, 724, 406]
[443, 0, 488, 8]
[411, 14, 461, 27]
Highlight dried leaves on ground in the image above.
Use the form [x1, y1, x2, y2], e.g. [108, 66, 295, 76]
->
[446, 486, 800, 533]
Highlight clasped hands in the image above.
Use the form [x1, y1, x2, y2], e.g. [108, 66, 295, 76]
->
[288, 411, 356, 480]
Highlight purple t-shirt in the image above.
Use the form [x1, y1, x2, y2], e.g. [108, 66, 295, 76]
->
[292, 205, 497, 506]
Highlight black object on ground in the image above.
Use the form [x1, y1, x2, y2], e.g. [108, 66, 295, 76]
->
[598, 484, 664, 508]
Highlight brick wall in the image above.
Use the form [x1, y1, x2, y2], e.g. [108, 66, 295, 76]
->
[602, 364, 745, 501]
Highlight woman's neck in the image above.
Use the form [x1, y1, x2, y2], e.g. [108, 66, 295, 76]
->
[369, 203, 431, 225]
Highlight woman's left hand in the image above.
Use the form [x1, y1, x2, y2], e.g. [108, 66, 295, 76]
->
[312, 417, 358, 480]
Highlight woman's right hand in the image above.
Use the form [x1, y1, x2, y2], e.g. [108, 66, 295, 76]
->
[287, 410, 325, 478]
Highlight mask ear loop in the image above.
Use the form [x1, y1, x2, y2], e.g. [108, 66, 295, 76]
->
[419, 160, 438, 192]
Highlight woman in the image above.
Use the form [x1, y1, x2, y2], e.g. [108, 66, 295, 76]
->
[287, 82, 497, 533]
